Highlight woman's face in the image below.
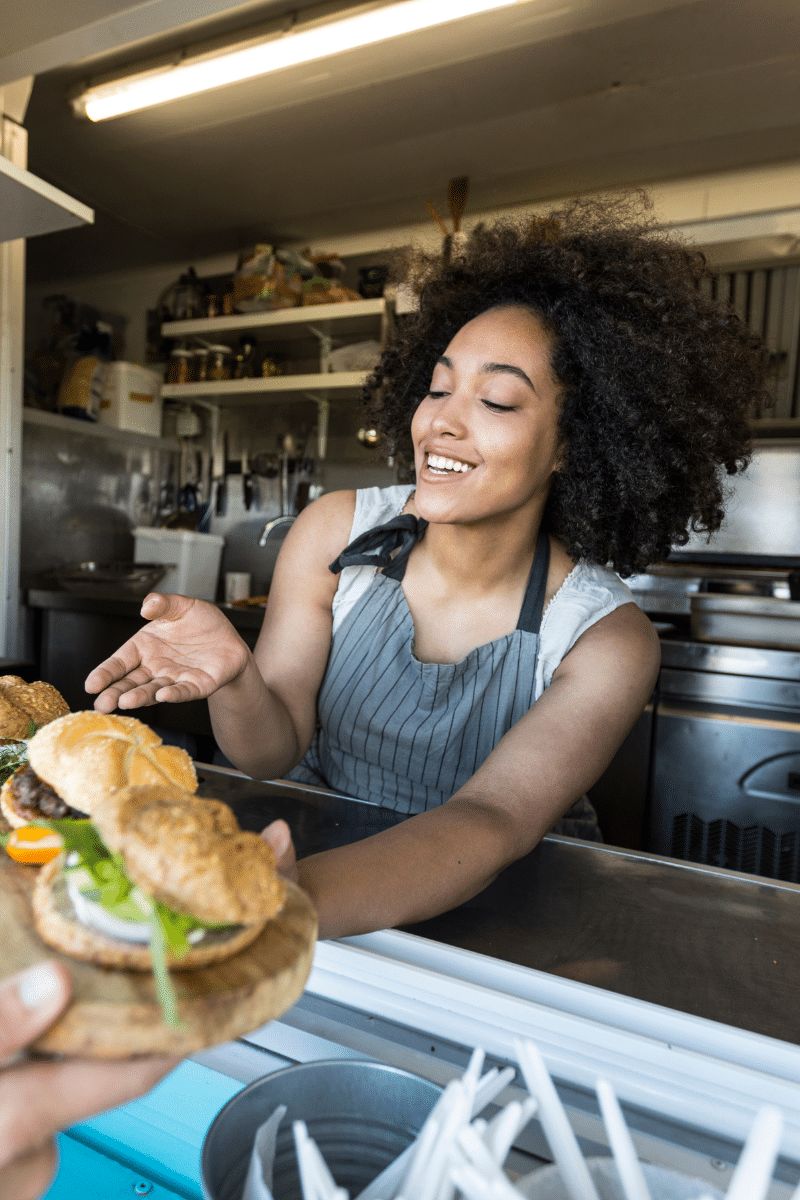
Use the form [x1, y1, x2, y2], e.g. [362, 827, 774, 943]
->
[411, 305, 563, 527]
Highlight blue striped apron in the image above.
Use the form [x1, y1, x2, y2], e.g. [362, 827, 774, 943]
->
[286, 516, 599, 838]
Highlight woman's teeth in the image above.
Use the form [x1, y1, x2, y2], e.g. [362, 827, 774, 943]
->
[427, 454, 473, 474]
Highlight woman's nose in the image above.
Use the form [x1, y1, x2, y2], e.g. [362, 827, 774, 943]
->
[430, 391, 467, 436]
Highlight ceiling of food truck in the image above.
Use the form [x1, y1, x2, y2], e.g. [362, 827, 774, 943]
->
[3, 0, 800, 280]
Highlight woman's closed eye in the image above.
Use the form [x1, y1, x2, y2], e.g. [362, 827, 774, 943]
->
[426, 391, 516, 412]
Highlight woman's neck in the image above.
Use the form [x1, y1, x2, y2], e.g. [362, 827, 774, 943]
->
[404, 492, 549, 596]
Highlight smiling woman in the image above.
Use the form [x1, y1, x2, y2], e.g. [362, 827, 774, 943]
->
[85, 194, 768, 941]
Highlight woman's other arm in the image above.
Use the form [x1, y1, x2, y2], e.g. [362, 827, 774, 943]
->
[284, 602, 660, 939]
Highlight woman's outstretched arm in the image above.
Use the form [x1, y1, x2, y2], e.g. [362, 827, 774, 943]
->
[86, 491, 355, 779]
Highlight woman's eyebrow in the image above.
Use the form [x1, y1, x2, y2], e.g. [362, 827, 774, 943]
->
[435, 355, 538, 395]
[483, 362, 538, 394]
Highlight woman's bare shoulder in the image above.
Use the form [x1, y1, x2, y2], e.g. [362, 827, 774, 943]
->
[286, 490, 357, 558]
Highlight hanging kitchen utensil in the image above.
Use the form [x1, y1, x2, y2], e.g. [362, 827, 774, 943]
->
[242, 447, 253, 511]
[447, 176, 469, 233]
[425, 201, 449, 238]
[212, 429, 227, 516]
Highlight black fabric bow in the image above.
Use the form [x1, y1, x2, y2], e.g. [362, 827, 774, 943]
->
[329, 514, 428, 577]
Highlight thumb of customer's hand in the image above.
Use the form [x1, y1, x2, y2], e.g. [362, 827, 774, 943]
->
[0, 962, 71, 1200]
[0, 963, 70, 1062]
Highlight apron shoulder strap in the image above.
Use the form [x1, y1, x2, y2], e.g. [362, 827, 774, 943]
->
[329, 514, 428, 577]
[516, 525, 551, 634]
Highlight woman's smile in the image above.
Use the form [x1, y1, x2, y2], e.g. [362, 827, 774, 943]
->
[411, 305, 563, 525]
[424, 452, 476, 475]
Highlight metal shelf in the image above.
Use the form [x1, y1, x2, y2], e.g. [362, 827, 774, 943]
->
[23, 407, 179, 450]
[161, 371, 367, 404]
[161, 298, 389, 342]
[0, 156, 93, 243]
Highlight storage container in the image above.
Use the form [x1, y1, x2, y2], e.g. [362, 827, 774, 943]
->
[201, 1059, 441, 1200]
[133, 527, 224, 600]
[99, 362, 163, 436]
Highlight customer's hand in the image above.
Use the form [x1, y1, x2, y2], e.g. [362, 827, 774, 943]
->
[0, 962, 178, 1200]
[85, 592, 252, 712]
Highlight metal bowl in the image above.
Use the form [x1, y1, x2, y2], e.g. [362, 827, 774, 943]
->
[201, 1059, 441, 1200]
[53, 561, 166, 598]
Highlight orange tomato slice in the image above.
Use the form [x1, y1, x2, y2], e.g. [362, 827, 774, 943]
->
[6, 826, 63, 865]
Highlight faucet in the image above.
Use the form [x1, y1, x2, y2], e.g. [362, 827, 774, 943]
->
[258, 515, 295, 547]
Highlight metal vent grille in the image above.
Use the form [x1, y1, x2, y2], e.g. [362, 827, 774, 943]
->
[704, 265, 800, 418]
[670, 813, 800, 882]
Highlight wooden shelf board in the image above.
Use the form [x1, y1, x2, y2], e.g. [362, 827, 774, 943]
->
[23, 407, 179, 450]
[161, 371, 367, 402]
[0, 157, 93, 243]
[161, 298, 387, 341]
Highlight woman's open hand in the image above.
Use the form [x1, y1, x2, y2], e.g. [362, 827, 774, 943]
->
[0, 962, 177, 1200]
[85, 593, 252, 713]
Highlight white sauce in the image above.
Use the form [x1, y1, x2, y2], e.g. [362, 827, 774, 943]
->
[66, 877, 152, 944]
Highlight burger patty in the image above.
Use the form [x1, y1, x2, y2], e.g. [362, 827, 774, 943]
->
[9, 763, 87, 820]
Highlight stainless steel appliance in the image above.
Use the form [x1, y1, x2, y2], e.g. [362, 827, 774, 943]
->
[649, 640, 800, 881]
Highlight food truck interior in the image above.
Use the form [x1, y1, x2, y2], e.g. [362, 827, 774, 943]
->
[5, 3, 800, 1198]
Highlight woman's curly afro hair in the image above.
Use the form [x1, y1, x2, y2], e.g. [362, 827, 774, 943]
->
[365, 194, 769, 576]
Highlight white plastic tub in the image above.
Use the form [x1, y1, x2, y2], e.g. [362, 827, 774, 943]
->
[133, 527, 224, 600]
[99, 362, 163, 436]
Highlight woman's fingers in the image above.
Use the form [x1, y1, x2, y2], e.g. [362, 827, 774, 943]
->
[262, 820, 300, 884]
[0, 964, 71, 1062]
[0, 1139, 58, 1200]
[84, 649, 143, 697]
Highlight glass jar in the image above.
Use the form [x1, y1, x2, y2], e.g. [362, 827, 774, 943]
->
[166, 347, 193, 384]
[193, 347, 209, 382]
[234, 338, 255, 379]
[208, 344, 232, 381]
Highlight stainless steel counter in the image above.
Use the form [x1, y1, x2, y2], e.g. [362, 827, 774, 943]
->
[196, 764, 800, 1048]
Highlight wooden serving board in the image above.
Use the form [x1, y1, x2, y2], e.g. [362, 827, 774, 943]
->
[0, 854, 317, 1058]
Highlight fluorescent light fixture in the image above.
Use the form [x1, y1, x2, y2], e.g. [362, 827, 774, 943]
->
[74, 0, 524, 121]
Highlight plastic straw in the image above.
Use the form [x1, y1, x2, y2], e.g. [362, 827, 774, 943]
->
[514, 1039, 601, 1200]
[476, 1067, 517, 1112]
[595, 1079, 652, 1200]
[725, 1105, 783, 1200]
[449, 1162, 495, 1200]
[458, 1123, 504, 1177]
[356, 1060, 513, 1200]
[415, 1081, 472, 1200]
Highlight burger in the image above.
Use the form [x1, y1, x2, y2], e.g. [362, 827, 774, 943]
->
[33, 784, 287, 1024]
[3, 714, 316, 1057]
[1, 710, 197, 828]
[0, 677, 70, 817]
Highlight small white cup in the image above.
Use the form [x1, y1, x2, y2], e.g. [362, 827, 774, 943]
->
[224, 572, 251, 603]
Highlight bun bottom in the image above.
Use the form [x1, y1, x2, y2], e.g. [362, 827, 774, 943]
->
[1, 776, 28, 829]
[33, 858, 267, 970]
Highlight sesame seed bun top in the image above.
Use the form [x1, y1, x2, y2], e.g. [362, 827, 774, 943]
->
[27, 711, 197, 817]
[0, 677, 69, 739]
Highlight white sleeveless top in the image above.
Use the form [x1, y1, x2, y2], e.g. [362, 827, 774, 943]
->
[331, 485, 636, 698]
